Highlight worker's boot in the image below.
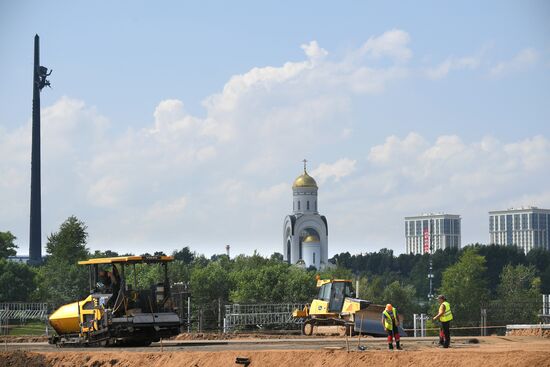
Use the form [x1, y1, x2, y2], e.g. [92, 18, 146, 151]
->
[388, 343, 394, 350]
[396, 341, 402, 350]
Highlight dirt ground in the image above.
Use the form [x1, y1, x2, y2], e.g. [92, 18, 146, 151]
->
[507, 328, 550, 338]
[174, 327, 343, 341]
[0, 336, 48, 343]
[0, 327, 342, 344]
[1, 337, 549, 367]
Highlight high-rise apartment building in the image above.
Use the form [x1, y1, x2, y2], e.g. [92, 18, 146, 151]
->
[489, 207, 550, 252]
[405, 213, 461, 254]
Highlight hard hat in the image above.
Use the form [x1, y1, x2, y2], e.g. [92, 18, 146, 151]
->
[385, 304, 393, 311]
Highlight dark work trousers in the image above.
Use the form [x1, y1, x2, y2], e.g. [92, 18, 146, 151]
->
[439, 321, 451, 347]
[387, 323, 400, 343]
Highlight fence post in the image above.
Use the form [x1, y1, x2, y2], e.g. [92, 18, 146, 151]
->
[413, 314, 418, 337]
[420, 313, 428, 338]
[5, 304, 9, 336]
[187, 296, 191, 333]
[480, 308, 487, 336]
[218, 298, 222, 332]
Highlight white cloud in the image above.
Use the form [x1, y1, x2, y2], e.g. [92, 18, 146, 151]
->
[368, 132, 428, 165]
[365, 133, 550, 200]
[87, 176, 128, 208]
[1, 30, 546, 258]
[145, 196, 188, 220]
[360, 29, 412, 62]
[489, 48, 538, 77]
[426, 56, 480, 79]
[325, 133, 550, 250]
[311, 158, 357, 184]
[300, 41, 328, 63]
[256, 183, 290, 202]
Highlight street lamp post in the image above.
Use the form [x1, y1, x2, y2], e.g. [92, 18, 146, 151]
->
[427, 219, 434, 300]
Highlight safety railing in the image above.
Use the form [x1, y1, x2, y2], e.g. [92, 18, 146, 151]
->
[223, 303, 307, 332]
[0, 303, 50, 336]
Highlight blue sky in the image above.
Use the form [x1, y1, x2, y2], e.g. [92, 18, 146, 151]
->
[1, 1, 549, 258]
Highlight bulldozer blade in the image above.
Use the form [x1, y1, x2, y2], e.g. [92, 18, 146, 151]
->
[354, 306, 407, 337]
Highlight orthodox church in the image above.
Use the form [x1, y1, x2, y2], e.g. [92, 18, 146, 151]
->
[283, 161, 328, 270]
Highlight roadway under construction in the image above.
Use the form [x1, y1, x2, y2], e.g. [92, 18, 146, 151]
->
[1, 335, 550, 367]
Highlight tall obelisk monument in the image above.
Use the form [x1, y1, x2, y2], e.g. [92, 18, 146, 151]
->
[29, 34, 51, 265]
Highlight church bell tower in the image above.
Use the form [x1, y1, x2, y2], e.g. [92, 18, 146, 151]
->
[283, 160, 328, 270]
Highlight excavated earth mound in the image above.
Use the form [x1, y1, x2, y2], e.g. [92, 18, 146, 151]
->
[507, 328, 550, 338]
[2, 348, 550, 367]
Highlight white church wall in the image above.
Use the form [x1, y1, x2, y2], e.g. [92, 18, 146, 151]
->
[302, 242, 321, 268]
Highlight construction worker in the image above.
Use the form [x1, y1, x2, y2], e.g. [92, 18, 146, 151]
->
[97, 270, 112, 291]
[381, 304, 402, 350]
[433, 294, 453, 348]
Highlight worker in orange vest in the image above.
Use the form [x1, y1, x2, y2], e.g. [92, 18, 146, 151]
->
[381, 304, 402, 350]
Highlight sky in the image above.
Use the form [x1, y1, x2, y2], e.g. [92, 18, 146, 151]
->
[1, 1, 549, 258]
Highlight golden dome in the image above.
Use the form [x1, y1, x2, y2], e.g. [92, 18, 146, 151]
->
[292, 171, 318, 189]
[303, 235, 320, 243]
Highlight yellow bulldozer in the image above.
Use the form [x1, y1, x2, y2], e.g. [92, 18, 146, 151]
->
[293, 278, 406, 337]
[48, 255, 181, 347]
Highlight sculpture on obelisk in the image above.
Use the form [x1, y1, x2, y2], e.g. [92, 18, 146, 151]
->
[29, 34, 51, 265]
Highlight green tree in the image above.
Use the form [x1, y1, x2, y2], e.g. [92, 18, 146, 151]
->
[318, 266, 353, 280]
[35, 257, 89, 306]
[284, 266, 317, 302]
[408, 255, 429, 299]
[36, 216, 90, 306]
[230, 262, 287, 303]
[46, 216, 89, 263]
[0, 259, 36, 301]
[0, 231, 18, 259]
[435, 248, 489, 325]
[189, 260, 232, 330]
[90, 250, 120, 258]
[358, 275, 385, 303]
[496, 264, 540, 324]
[191, 261, 231, 305]
[526, 248, 550, 294]
[381, 281, 419, 321]
[270, 252, 284, 262]
[474, 244, 526, 295]
[172, 246, 195, 264]
[229, 262, 315, 303]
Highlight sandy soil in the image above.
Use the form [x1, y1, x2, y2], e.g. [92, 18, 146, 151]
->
[0, 336, 48, 343]
[1, 337, 549, 367]
[174, 327, 343, 341]
[507, 328, 550, 338]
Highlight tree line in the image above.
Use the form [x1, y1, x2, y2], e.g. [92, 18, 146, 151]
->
[1, 216, 547, 330]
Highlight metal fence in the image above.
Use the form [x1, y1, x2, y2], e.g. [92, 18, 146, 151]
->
[171, 283, 191, 332]
[0, 303, 49, 321]
[410, 296, 547, 337]
[224, 303, 306, 332]
[541, 294, 550, 323]
[0, 303, 50, 335]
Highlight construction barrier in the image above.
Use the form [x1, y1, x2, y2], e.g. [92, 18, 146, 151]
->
[224, 303, 307, 332]
[0, 303, 50, 336]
